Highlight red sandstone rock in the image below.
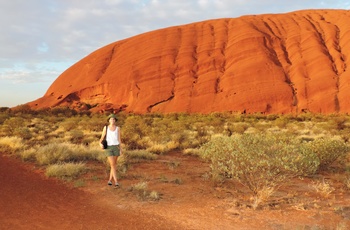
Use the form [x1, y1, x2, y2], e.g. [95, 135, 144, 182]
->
[28, 9, 350, 114]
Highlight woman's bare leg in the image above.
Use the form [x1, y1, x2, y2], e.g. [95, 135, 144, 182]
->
[107, 156, 118, 183]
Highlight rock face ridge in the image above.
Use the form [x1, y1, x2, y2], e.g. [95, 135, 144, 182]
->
[29, 9, 350, 114]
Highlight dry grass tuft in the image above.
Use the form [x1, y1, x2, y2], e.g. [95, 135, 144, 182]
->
[251, 186, 275, 210]
[45, 162, 87, 179]
[311, 179, 335, 198]
[183, 148, 201, 156]
[0, 136, 25, 154]
[147, 143, 169, 154]
[129, 181, 160, 201]
[126, 150, 158, 161]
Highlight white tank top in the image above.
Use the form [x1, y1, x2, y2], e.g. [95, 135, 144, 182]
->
[106, 126, 120, 146]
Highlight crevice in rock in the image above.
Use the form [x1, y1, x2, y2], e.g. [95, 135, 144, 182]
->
[147, 95, 174, 112]
[96, 44, 117, 81]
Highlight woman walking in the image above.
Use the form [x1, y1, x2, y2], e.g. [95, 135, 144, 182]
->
[100, 114, 122, 188]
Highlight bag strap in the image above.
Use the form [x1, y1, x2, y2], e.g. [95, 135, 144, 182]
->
[103, 125, 108, 140]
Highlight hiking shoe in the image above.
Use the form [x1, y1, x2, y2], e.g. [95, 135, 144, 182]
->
[115, 182, 120, 188]
[108, 181, 112, 186]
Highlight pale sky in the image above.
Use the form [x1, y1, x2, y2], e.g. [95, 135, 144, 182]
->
[1, 0, 349, 107]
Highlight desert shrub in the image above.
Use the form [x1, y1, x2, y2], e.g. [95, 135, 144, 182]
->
[233, 122, 250, 134]
[35, 142, 101, 165]
[328, 116, 349, 131]
[193, 124, 210, 145]
[166, 140, 180, 151]
[176, 131, 200, 149]
[273, 116, 290, 129]
[223, 122, 235, 136]
[49, 106, 78, 117]
[1, 117, 27, 135]
[296, 112, 317, 122]
[307, 138, 349, 171]
[167, 118, 191, 134]
[0, 136, 25, 153]
[45, 162, 86, 179]
[148, 128, 172, 144]
[171, 132, 188, 146]
[19, 148, 37, 161]
[35, 143, 75, 165]
[60, 117, 81, 131]
[79, 115, 106, 132]
[0, 113, 10, 125]
[252, 122, 271, 132]
[200, 113, 227, 134]
[199, 133, 320, 205]
[122, 115, 150, 149]
[0, 107, 10, 112]
[10, 104, 33, 115]
[13, 127, 32, 140]
[69, 129, 84, 144]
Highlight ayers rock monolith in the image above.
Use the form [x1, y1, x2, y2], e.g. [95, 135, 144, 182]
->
[28, 9, 350, 114]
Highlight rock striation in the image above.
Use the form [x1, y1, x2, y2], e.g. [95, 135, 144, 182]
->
[28, 9, 350, 114]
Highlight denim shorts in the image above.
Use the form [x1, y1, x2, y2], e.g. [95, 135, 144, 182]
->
[105, 145, 120, 157]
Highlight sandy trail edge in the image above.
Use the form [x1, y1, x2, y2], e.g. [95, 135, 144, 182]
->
[0, 153, 181, 230]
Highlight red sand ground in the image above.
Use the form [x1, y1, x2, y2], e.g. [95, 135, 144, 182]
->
[1, 152, 350, 229]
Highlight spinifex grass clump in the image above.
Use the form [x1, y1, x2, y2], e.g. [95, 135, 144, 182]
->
[45, 162, 86, 179]
[0, 136, 25, 154]
[200, 133, 320, 208]
[35, 142, 102, 165]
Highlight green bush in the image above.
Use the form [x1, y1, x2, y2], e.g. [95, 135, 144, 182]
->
[78, 115, 106, 132]
[122, 115, 150, 149]
[13, 127, 32, 140]
[0, 113, 10, 125]
[200, 133, 319, 194]
[49, 107, 78, 117]
[60, 117, 81, 131]
[307, 138, 349, 170]
[1, 117, 27, 135]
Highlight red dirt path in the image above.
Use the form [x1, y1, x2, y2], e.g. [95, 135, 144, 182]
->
[0, 153, 179, 230]
[1, 152, 350, 229]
